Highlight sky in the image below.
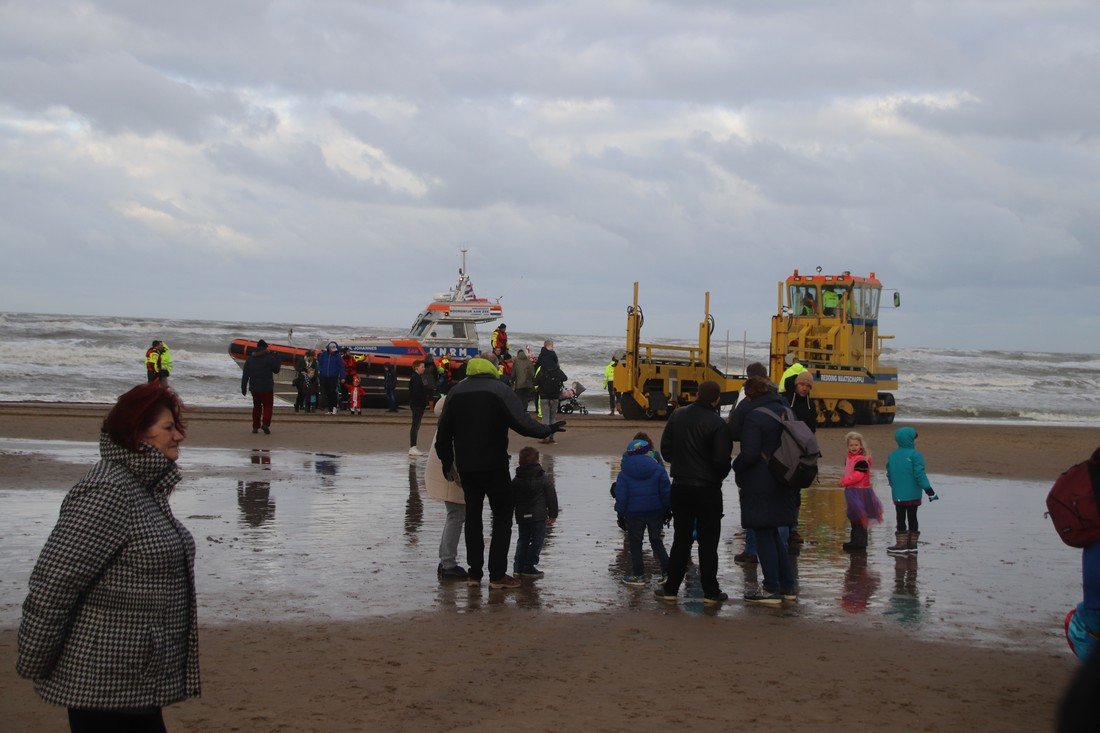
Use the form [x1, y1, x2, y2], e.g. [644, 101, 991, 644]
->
[1, 1, 1098, 353]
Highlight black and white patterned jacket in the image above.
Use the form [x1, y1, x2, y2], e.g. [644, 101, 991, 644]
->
[17, 434, 200, 709]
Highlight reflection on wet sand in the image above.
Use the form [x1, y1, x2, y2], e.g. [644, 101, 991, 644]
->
[237, 480, 275, 527]
[0, 441, 1078, 650]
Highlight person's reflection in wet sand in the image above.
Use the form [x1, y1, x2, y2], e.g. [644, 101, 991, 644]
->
[314, 453, 339, 489]
[237, 480, 275, 527]
[840, 553, 880, 614]
[406, 462, 423, 543]
[885, 555, 921, 625]
[250, 449, 271, 467]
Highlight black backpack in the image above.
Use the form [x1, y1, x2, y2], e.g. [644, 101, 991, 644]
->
[759, 407, 821, 489]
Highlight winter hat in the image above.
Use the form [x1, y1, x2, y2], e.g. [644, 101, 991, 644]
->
[257, 339, 269, 349]
[795, 371, 814, 386]
[627, 438, 652, 455]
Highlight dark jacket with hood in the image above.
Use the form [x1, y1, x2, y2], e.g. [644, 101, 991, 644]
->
[732, 391, 798, 529]
[535, 347, 559, 371]
[316, 342, 344, 379]
[241, 347, 282, 393]
[435, 358, 553, 474]
[510, 351, 535, 390]
[512, 462, 558, 523]
[659, 401, 733, 487]
[787, 391, 818, 433]
[534, 363, 567, 400]
[408, 370, 428, 411]
[614, 454, 672, 516]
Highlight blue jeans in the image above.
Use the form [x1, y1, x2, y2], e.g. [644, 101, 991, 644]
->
[626, 512, 669, 576]
[743, 526, 788, 556]
[514, 520, 546, 573]
[756, 527, 795, 593]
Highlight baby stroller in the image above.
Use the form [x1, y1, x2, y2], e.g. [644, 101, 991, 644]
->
[558, 381, 588, 415]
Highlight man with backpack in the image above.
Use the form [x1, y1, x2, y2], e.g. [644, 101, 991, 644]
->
[732, 376, 803, 604]
[654, 380, 733, 605]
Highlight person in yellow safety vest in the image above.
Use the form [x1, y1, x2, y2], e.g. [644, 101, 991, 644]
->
[822, 287, 840, 316]
[779, 353, 807, 394]
[491, 323, 508, 352]
[799, 292, 817, 316]
[603, 357, 618, 415]
[145, 340, 161, 382]
[157, 342, 173, 384]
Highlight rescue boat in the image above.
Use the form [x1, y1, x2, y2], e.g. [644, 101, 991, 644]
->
[228, 254, 502, 407]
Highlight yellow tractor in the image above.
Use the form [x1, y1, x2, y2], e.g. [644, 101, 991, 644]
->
[614, 282, 744, 420]
[613, 272, 899, 427]
[771, 270, 897, 426]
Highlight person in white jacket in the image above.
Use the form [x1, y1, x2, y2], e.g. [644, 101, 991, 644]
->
[425, 395, 468, 579]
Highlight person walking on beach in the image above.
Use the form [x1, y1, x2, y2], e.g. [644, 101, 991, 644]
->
[408, 361, 428, 456]
[317, 341, 343, 415]
[840, 431, 884, 552]
[732, 376, 798, 604]
[886, 427, 938, 554]
[616, 437, 671, 586]
[512, 445, 558, 578]
[654, 380, 733, 605]
[425, 394, 468, 580]
[509, 348, 536, 411]
[17, 383, 200, 731]
[435, 354, 563, 590]
[241, 339, 282, 434]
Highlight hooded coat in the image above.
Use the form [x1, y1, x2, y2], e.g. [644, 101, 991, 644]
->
[614, 454, 672, 516]
[509, 350, 535, 390]
[732, 391, 798, 529]
[435, 358, 552, 474]
[886, 427, 932, 503]
[512, 462, 558, 523]
[18, 435, 200, 709]
[316, 342, 344, 379]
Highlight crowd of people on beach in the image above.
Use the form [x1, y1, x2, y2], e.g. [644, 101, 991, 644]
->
[11, 339, 1099, 731]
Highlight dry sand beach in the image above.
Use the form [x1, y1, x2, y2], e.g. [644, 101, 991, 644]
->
[1, 404, 1097, 731]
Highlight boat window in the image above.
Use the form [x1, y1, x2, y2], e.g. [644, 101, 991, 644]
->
[410, 320, 431, 337]
[438, 322, 469, 339]
[789, 285, 818, 316]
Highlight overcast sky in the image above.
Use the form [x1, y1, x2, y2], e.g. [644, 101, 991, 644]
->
[1, 1, 1097, 353]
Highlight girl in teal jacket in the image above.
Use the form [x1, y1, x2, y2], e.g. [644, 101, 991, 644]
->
[885, 427, 938, 554]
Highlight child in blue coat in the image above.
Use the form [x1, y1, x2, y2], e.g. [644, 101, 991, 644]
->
[615, 438, 672, 586]
[886, 427, 938, 554]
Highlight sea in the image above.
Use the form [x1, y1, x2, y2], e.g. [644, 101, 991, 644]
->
[1, 311, 1098, 425]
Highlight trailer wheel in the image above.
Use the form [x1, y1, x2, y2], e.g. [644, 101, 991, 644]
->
[618, 392, 647, 420]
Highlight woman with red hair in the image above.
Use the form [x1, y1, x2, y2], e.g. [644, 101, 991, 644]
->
[17, 382, 200, 732]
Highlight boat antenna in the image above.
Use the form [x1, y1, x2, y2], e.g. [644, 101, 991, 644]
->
[460, 247, 468, 275]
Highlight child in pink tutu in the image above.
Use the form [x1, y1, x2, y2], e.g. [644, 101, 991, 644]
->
[841, 431, 884, 552]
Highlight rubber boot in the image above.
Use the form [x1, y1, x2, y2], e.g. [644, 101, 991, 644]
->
[887, 531, 909, 555]
[843, 524, 867, 553]
[908, 530, 920, 554]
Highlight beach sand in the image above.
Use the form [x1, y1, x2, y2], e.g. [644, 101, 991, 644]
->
[1, 404, 1096, 731]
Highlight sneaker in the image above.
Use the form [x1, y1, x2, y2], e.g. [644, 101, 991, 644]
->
[743, 590, 783, 605]
[703, 591, 729, 605]
[734, 552, 758, 564]
[516, 568, 544, 578]
[408, 446, 423, 457]
[261, 426, 270, 435]
[622, 575, 646, 587]
[653, 587, 678, 602]
[466, 576, 482, 587]
[488, 575, 521, 589]
[438, 564, 469, 580]
[252, 428, 259, 434]
[658, 575, 668, 586]
[780, 587, 799, 601]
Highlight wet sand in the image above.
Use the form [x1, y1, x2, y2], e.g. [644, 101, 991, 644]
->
[0, 403, 1095, 731]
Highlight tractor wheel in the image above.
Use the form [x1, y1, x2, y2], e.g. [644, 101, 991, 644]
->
[618, 392, 647, 420]
[877, 393, 896, 424]
[854, 400, 876, 425]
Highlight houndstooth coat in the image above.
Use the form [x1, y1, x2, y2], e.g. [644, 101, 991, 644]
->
[17, 434, 201, 709]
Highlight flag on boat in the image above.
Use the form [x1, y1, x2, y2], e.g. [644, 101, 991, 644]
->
[463, 280, 477, 300]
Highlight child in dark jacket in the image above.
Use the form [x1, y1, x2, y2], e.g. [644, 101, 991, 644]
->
[615, 438, 672, 586]
[512, 446, 558, 577]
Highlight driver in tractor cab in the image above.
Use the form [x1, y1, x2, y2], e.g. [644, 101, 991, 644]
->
[822, 286, 841, 316]
[800, 292, 817, 316]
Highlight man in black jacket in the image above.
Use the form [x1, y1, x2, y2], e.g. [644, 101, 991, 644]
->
[241, 340, 282, 434]
[435, 355, 564, 589]
[655, 380, 733, 604]
[408, 361, 428, 456]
